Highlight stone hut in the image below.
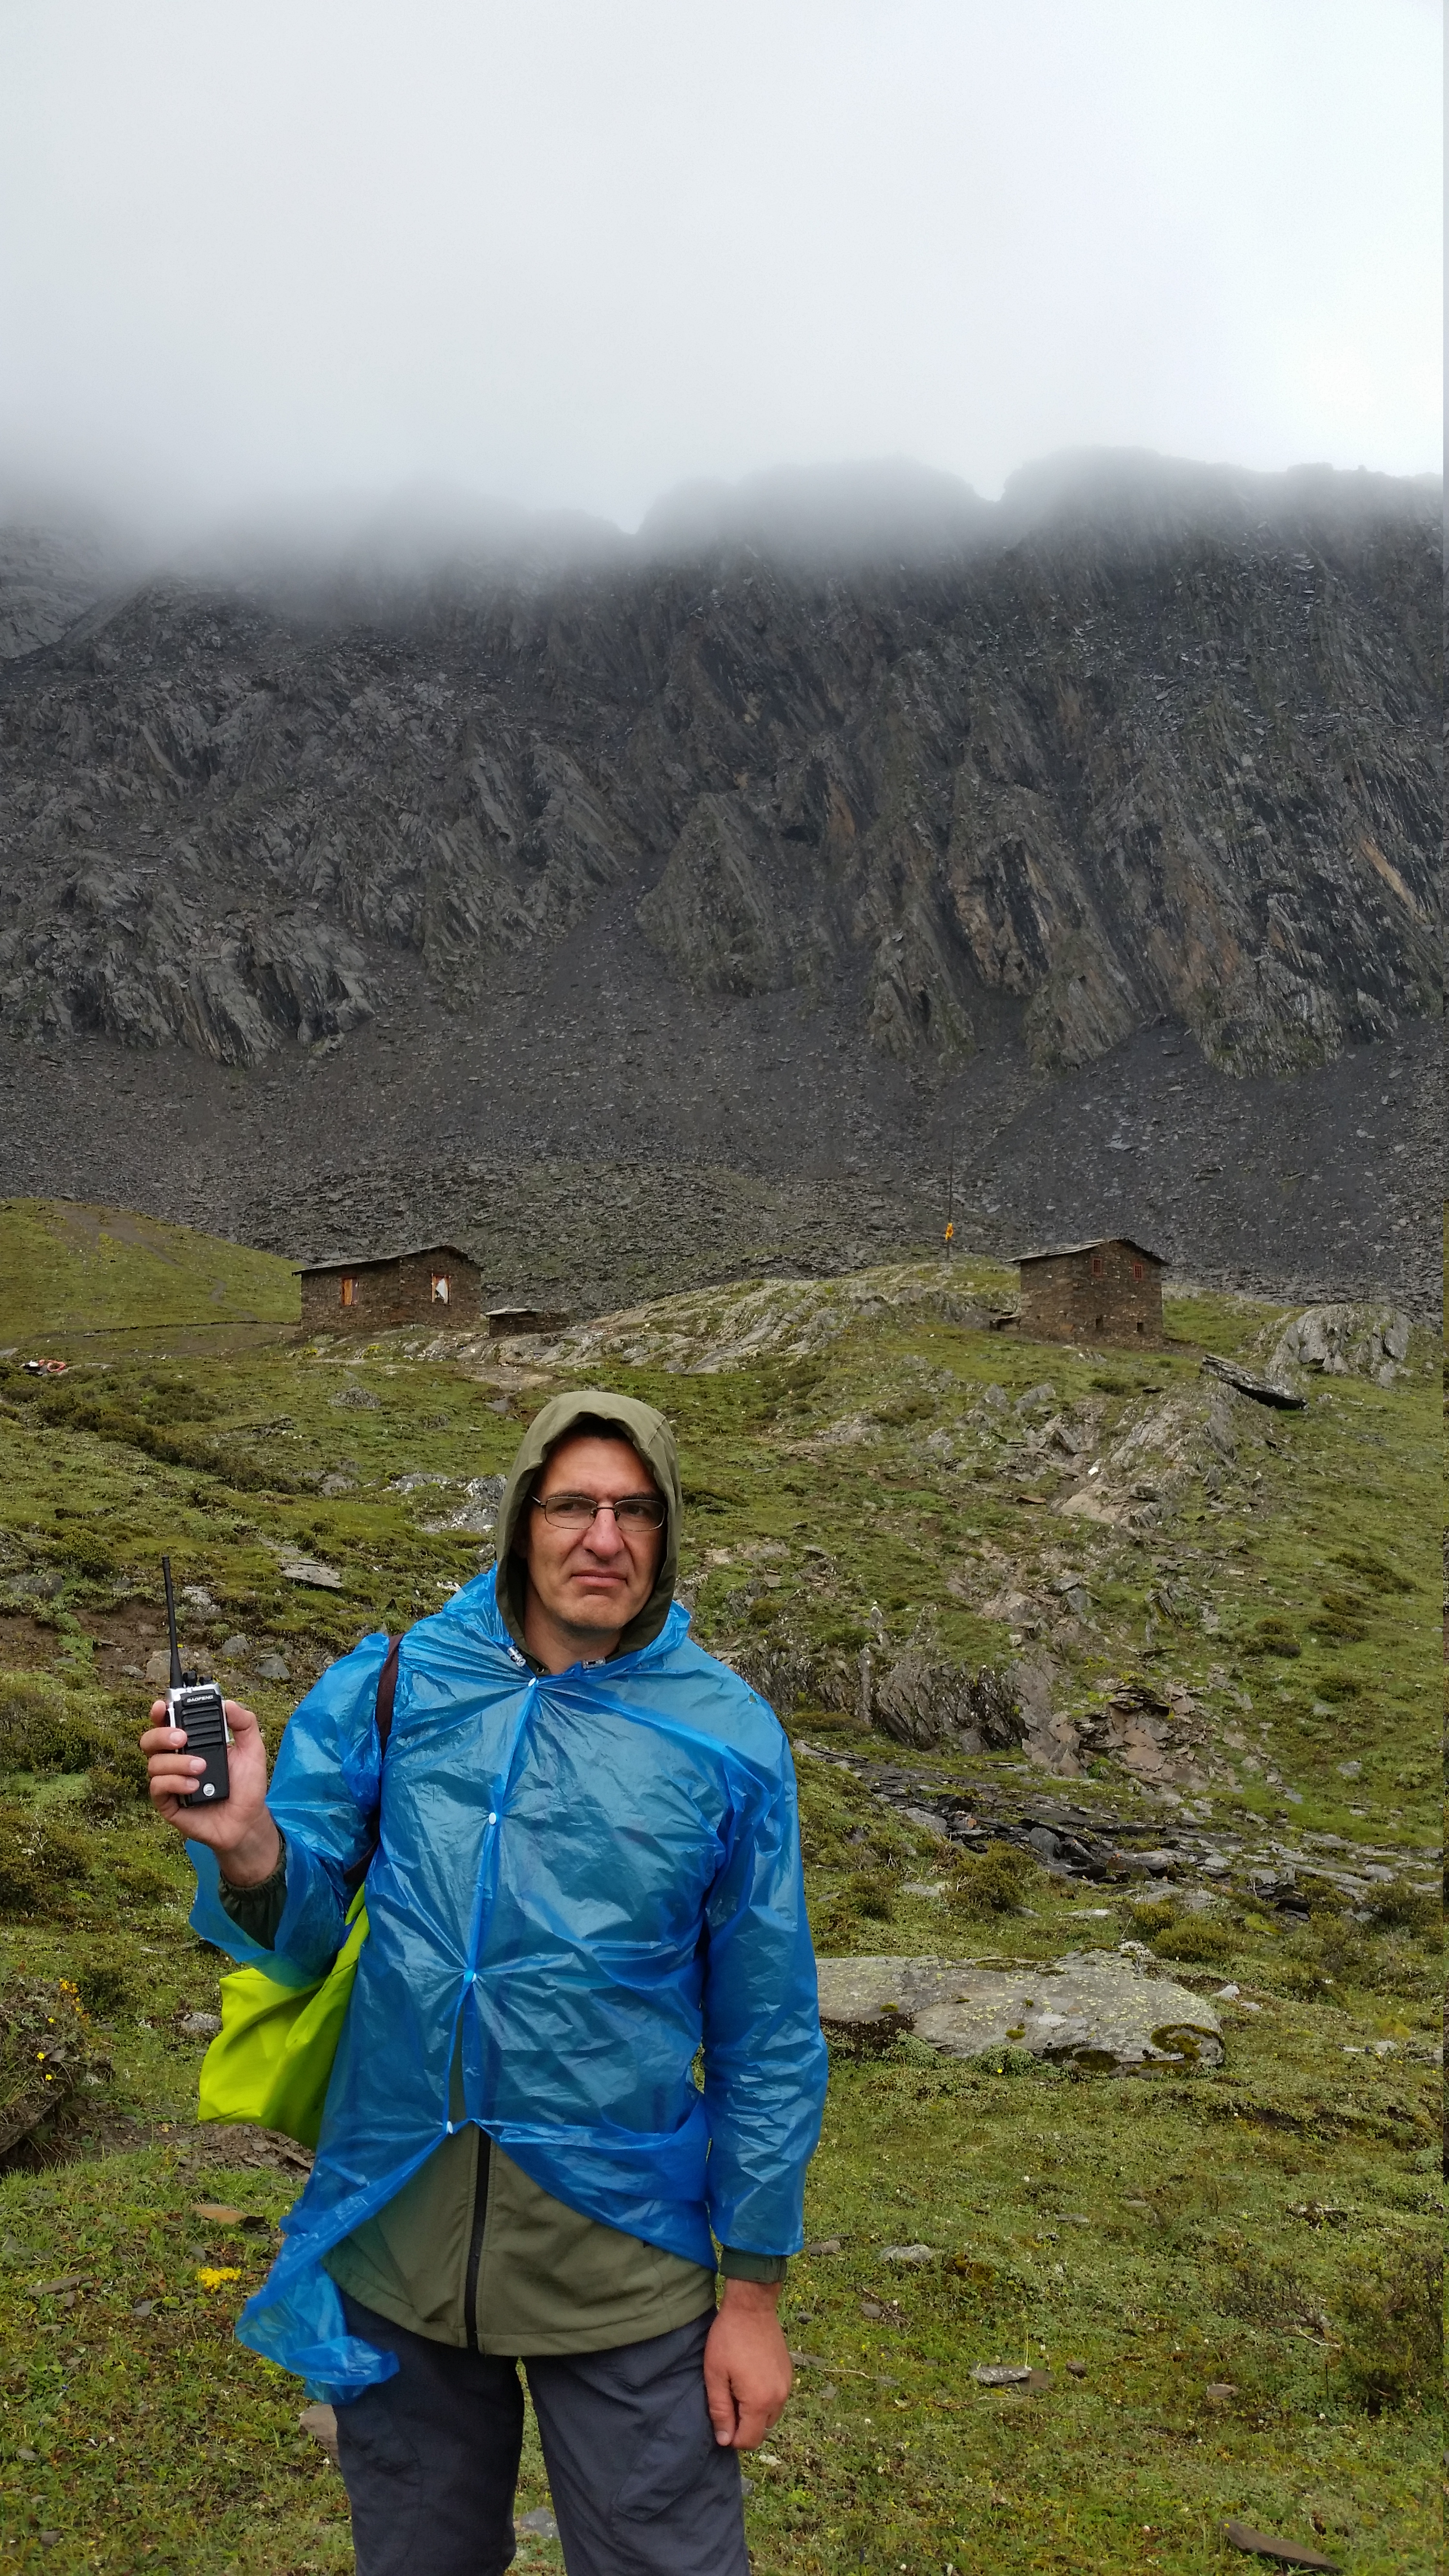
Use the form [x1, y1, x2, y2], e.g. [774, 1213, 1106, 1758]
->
[298, 1244, 480, 1331]
[1016, 1237, 1164, 1347]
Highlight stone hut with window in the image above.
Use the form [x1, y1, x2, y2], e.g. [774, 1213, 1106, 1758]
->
[1015, 1237, 1165, 1348]
[297, 1244, 480, 1332]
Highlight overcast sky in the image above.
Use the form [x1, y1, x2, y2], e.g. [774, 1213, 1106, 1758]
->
[0, 0, 1439, 534]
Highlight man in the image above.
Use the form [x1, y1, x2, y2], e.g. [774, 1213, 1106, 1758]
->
[143, 1390, 827, 2576]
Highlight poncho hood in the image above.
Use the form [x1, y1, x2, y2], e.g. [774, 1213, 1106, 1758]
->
[495, 1388, 682, 1660]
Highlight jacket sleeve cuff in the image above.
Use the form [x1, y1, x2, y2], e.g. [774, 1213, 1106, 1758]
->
[188, 1828, 348, 1987]
[217, 1832, 288, 1948]
[719, 2247, 788, 2284]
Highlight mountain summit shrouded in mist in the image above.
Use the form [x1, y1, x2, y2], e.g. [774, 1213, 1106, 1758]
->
[7, 442, 1440, 635]
[0, 449, 1435, 1076]
[0, 446, 1437, 1317]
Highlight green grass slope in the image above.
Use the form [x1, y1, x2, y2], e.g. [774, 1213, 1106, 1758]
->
[0, 1261, 1438, 2572]
[0, 1199, 297, 1341]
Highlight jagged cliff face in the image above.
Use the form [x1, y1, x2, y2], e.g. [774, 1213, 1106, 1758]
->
[0, 461, 1438, 1079]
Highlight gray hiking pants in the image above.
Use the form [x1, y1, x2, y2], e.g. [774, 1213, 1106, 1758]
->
[335, 2292, 749, 2576]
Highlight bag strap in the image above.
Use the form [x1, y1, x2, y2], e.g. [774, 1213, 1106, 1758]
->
[375, 1633, 401, 1759]
[343, 1634, 401, 1894]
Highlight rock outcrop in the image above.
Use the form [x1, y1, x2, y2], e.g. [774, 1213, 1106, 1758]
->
[870, 1652, 1022, 1755]
[0, 854, 372, 1062]
[815, 1948, 1224, 2070]
[0, 456, 1438, 1317]
[1267, 1303, 1412, 1387]
[0, 521, 124, 660]
[0, 456, 1436, 1083]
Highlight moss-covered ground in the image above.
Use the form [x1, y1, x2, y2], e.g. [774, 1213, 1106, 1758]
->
[0, 1244, 1439, 2571]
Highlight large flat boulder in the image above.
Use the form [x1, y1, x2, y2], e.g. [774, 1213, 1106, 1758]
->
[809, 1955, 981, 2038]
[815, 1950, 1222, 2071]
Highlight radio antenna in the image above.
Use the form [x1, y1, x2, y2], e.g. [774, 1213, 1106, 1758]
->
[161, 1555, 183, 1692]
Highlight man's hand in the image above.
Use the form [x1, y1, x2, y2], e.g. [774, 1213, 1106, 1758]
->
[140, 1698, 280, 1886]
[703, 2279, 792, 2449]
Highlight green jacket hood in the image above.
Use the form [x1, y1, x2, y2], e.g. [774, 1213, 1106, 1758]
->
[496, 1388, 682, 1659]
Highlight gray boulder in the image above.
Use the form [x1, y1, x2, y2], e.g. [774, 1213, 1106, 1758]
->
[813, 1957, 976, 2035]
[816, 1950, 1223, 2071]
[1268, 1303, 1412, 1387]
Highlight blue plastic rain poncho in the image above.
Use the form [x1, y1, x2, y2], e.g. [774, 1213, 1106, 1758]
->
[188, 1546, 827, 2400]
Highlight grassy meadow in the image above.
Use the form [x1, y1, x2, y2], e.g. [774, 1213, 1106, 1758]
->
[0, 1220, 1439, 2572]
[0, 1200, 297, 1345]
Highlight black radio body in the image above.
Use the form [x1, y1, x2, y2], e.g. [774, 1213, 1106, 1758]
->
[168, 1678, 231, 1807]
[161, 1555, 231, 1807]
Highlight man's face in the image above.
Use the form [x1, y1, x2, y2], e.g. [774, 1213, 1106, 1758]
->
[516, 1433, 665, 1645]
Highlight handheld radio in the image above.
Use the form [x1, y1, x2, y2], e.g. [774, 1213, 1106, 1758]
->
[162, 1555, 231, 1808]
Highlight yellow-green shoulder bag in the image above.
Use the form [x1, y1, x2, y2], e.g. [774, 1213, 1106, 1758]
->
[197, 1636, 400, 2151]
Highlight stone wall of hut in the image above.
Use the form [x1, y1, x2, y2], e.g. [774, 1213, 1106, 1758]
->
[1018, 1241, 1163, 1347]
[300, 1250, 480, 1330]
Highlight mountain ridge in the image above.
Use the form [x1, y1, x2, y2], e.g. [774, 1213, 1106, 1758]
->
[0, 449, 1437, 1317]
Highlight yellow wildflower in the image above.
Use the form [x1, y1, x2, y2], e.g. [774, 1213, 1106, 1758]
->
[195, 2267, 242, 2291]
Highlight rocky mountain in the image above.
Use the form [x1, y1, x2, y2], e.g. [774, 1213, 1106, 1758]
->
[0, 518, 132, 661]
[0, 451, 1439, 1312]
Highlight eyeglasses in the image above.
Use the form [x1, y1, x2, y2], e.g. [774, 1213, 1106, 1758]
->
[531, 1491, 667, 1532]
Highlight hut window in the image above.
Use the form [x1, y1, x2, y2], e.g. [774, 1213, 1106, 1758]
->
[431, 1272, 451, 1305]
[1131, 1259, 1143, 1281]
[340, 1276, 358, 1308]
[1091, 1255, 1104, 1277]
